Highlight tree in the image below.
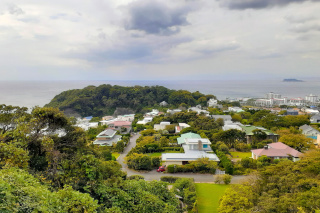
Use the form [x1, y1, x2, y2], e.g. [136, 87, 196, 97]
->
[280, 134, 315, 152]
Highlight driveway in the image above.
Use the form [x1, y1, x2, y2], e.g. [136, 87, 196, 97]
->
[118, 133, 249, 183]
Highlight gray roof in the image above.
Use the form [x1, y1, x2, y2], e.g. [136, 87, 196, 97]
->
[93, 135, 122, 146]
[311, 114, 320, 119]
[211, 115, 232, 120]
[97, 129, 116, 137]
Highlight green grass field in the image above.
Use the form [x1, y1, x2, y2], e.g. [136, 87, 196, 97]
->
[230, 151, 251, 159]
[195, 183, 230, 213]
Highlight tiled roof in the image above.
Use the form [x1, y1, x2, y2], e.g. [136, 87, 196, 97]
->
[252, 142, 302, 158]
[110, 121, 132, 126]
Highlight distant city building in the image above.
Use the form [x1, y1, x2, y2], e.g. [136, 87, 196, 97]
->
[266, 92, 281, 99]
[305, 94, 318, 104]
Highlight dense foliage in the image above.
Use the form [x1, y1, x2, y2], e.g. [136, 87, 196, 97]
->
[0, 105, 182, 213]
[219, 150, 320, 213]
[45, 84, 216, 117]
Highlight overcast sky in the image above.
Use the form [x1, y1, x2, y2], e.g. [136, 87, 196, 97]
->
[0, 0, 319, 81]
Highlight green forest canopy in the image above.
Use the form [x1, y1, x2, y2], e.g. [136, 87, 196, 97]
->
[45, 84, 216, 117]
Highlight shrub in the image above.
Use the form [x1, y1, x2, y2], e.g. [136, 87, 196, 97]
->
[160, 176, 181, 183]
[222, 174, 232, 184]
[214, 175, 224, 184]
[151, 157, 161, 167]
[127, 175, 145, 180]
[167, 165, 175, 173]
[126, 153, 152, 170]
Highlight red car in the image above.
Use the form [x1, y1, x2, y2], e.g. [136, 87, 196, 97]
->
[157, 166, 166, 172]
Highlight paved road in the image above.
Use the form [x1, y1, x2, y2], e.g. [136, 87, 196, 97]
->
[118, 133, 249, 183]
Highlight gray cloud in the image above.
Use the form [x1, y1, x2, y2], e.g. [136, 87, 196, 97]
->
[220, 0, 320, 10]
[290, 24, 320, 33]
[7, 4, 24, 15]
[125, 0, 191, 35]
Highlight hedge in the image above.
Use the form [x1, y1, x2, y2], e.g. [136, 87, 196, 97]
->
[160, 176, 181, 183]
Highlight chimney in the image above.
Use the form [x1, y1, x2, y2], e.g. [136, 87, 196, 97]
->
[198, 140, 203, 151]
[264, 145, 268, 150]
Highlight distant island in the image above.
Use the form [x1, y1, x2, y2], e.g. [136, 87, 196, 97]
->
[283, 79, 304, 82]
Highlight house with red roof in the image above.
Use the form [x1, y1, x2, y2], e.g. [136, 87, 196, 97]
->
[251, 142, 302, 162]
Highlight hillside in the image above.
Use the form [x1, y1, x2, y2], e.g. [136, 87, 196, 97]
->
[45, 84, 216, 117]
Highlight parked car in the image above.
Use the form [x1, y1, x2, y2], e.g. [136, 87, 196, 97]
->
[157, 166, 166, 172]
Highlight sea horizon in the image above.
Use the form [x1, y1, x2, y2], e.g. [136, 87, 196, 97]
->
[1, 79, 320, 109]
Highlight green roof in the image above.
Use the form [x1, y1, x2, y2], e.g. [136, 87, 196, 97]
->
[240, 126, 278, 136]
[177, 132, 201, 145]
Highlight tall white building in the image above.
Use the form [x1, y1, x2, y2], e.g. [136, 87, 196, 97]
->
[305, 94, 318, 104]
[266, 92, 281, 99]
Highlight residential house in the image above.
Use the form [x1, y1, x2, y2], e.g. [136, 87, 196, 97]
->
[117, 114, 135, 122]
[160, 101, 168, 107]
[167, 109, 182, 115]
[177, 132, 201, 145]
[228, 107, 244, 113]
[175, 123, 191, 133]
[251, 142, 302, 162]
[304, 108, 319, 114]
[93, 129, 122, 146]
[108, 121, 132, 133]
[211, 115, 232, 124]
[207, 99, 218, 107]
[310, 115, 320, 123]
[286, 109, 299, 115]
[102, 116, 114, 121]
[299, 124, 320, 137]
[145, 109, 160, 117]
[137, 117, 153, 125]
[188, 107, 210, 116]
[222, 123, 243, 131]
[154, 121, 171, 131]
[162, 138, 219, 166]
[240, 125, 279, 144]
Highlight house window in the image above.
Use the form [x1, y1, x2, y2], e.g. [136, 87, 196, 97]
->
[203, 144, 208, 148]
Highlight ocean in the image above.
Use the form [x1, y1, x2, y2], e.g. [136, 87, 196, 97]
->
[0, 80, 319, 109]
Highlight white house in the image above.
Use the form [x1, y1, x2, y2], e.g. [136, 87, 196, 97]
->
[228, 107, 244, 113]
[145, 109, 160, 117]
[154, 121, 171, 131]
[137, 117, 153, 125]
[175, 123, 191, 133]
[188, 107, 210, 116]
[207, 99, 218, 107]
[117, 114, 135, 122]
[162, 138, 219, 166]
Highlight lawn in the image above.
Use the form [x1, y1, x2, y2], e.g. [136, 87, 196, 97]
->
[147, 151, 181, 157]
[112, 152, 120, 159]
[195, 183, 230, 213]
[230, 151, 251, 159]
